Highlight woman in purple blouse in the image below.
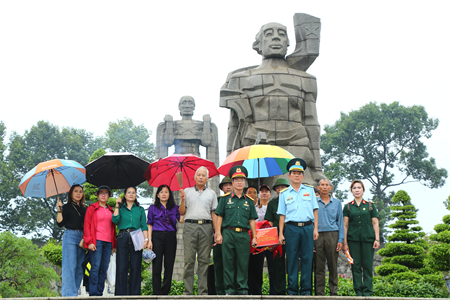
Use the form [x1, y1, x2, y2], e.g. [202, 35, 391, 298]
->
[147, 184, 185, 295]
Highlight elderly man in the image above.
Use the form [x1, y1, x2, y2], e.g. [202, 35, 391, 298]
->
[180, 166, 217, 295]
[212, 176, 233, 295]
[215, 166, 258, 295]
[264, 178, 289, 295]
[278, 158, 319, 296]
[314, 178, 344, 296]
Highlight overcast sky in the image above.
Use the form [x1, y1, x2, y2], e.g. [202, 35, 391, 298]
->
[1, 0, 449, 233]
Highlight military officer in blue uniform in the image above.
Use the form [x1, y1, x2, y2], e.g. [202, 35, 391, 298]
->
[215, 166, 258, 295]
[277, 158, 319, 296]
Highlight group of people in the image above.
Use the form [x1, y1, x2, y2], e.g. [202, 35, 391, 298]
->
[56, 157, 380, 297]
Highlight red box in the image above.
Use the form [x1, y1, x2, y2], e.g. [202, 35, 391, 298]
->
[256, 227, 279, 247]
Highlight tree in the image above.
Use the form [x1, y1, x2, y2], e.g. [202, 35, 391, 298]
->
[425, 214, 450, 272]
[0, 231, 59, 297]
[2, 121, 101, 241]
[376, 190, 428, 278]
[443, 195, 450, 210]
[321, 102, 448, 240]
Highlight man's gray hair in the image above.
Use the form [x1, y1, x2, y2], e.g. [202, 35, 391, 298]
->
[318, 177, 331, 185]
[195, 166, 209, 178]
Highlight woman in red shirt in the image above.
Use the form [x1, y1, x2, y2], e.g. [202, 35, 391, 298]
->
[83, 185, 117, 296]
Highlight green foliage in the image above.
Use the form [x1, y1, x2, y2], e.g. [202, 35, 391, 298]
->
[376, 263, 409, 276]
[434, 223, 450, 233]
[443, 214, 450, 225]
[387, 271, 422, 281]
[392, 190, 411, 204]
[142, 275, 198, 295]
[321, 102, 448, 241]
[0, 231, 59, 298]
[41, 239, 62, 267]
[444, 196, 450, 210]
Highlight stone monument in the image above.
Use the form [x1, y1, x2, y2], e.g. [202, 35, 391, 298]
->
[220, 13, 324, 185]
[155, 95, 220, 280]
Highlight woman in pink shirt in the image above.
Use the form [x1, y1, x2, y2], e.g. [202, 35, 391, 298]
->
[83, 185, 117, 296]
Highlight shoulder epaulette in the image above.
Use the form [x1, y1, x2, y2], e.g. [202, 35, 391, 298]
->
[280, 187, 289, 193]
[221, 192, 231, 197]
[245, 194, 254, 202]
[304, 183, 314, 188]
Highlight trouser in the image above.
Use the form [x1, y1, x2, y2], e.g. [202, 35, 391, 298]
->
[183, 222, 213, 295]
[222, 228, 250, 294]
[285, 223, 314, 295]
[272, 245, 286, 295]
[207, 264, 216, 295]
[213, 243, 225, 295]
[348, 241, 375, 296]
[264, 249, 275, 295]
[89, 240, 112, 297]
[248, 252, 265, 295]
[152, 231, 177, 295]
[314, 231, 339, 295]
[61, 229, 85, 297]
[115, 231, 143, 295]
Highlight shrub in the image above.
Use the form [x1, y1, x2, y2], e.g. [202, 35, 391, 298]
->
[41, 239, 62, 267]
[387, 271, 421, 281]
[376, 263, 409, 276]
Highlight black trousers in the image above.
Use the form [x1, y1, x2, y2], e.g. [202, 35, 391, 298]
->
[115, 231, 143, 295]
[152, 231, 177, 295]
[248, 252, 265, 295]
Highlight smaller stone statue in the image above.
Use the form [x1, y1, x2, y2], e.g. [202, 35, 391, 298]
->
[156, 96, 220, 195]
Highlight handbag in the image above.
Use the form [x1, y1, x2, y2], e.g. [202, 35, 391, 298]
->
[79, 238, 88, 251]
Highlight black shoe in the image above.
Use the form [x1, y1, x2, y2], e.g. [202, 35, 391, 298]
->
[240, 291, 249, 295]
[226, 292, 234, 295]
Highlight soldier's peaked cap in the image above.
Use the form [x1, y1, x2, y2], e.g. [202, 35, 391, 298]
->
[229, 165, 248, 179]
[287, 158, 307, 172]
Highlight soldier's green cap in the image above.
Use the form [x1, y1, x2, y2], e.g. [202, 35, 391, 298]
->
[219, 176, 232, 190]
[229, 165, 248, 179]
[287, 158, 307, 172]
[272, 178, 289, 190]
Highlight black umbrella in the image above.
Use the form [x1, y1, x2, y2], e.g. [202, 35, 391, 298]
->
[85, 152, 150, 189]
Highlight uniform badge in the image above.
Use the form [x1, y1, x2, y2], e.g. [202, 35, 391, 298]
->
[236, 168, 241, 172]
[287, 196, 293, 200]
[244, 200, 249, 207]
[303, 193, 310, 197]
[363, 208, 366, 210]
[295, 161, 300, 165]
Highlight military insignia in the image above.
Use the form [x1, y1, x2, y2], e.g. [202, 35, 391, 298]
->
[304, 183, 314, 187]
[295, 161, 300, 165]
[280, 187, 289, 193]
[246, 195, 254, 201]
[287, 196, 293, 200]
[236, 167, 241, 172]
[303, 193, 310, 197]
[363, 208, 366, 210]
[222, 192, 230, 197]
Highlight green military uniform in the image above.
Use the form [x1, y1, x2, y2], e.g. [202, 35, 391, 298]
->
[215, 191, 258, 294]
[343, 200, 379, 296]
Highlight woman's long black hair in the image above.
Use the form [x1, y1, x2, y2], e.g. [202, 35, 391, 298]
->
[120, 186, 140, 207]
[154, 184, 175, 210]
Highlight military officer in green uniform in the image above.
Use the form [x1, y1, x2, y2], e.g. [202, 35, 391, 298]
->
[343, 179, 380, 296]
[212, 176, 233, 295]
[214, 166, 258, 295]
[264, 178, 289, 295]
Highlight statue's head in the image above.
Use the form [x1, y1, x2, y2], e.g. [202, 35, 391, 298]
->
[179, 95, 195, 117]
[252, 22, 290, 59]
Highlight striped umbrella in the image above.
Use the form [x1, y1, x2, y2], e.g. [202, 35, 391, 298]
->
[218, 145, 295, 179]
[19, 159, 86, 198]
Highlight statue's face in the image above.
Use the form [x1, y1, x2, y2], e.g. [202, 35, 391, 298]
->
[179, 96, 195, 117]
[261, 23, 288, 58]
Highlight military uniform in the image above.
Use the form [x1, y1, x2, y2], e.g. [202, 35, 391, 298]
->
[277, 158, 318, 296]
[264, 195, 287, 295]
[343, 200, 379, 296]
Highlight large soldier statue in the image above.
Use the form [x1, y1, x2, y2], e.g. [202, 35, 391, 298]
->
[156, 95, 220, 196]
[220, 13, 324, 185]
